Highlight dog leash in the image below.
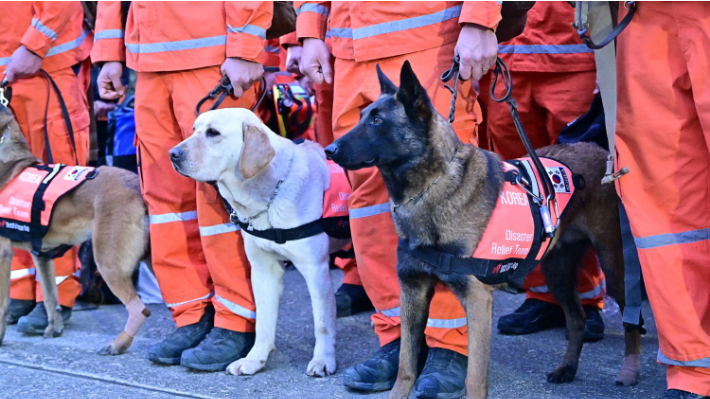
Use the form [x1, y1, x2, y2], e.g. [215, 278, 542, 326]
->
[441, 56, 559, 238]
[575, 1, 636, 50]
[195, 66, 280, 115]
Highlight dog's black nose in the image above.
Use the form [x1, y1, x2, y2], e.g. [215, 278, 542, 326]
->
[324, 144, 338, 159]
[169, 147, 183, 161]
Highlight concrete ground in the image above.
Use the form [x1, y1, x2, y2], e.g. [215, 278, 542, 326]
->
[0, 269, 666, 399]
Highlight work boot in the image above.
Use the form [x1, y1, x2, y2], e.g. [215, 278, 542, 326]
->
[497, 298, 565, 335]
[180, 327, 255, 372]
[335, 283, 374, 318]
[148, 305, 215, 365]
[6, 299, 35, 325]
[662, 389, 710, 399]
[17, 302, 72, 335]
[343, 338, 403, 391]
[410, 348, 467, 399]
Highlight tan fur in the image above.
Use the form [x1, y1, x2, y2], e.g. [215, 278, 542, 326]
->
[0, 109, 150, 355]
[239, 123, 276, 179]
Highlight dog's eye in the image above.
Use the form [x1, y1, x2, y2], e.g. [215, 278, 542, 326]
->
[372, 116, 382, 125]
[206, 128, 220, 137]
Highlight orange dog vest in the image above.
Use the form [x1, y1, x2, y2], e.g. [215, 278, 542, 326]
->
[0, 164, 97, 258]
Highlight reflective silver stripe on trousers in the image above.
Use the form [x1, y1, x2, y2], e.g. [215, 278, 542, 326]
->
[634, 227, 710, 250]
[377, 307, 401, 318]
[165, 292, 214, 308]
[32, 18, 58, 40]
[46, 29, 90, 58]
[215, 295, 256, 319]
[127, 35, 226, 54]
[199, 223, 240, 237]
[149, 211, 198, 224]
[658, 349, 710, 368]
[38, 269, 82, 285]
[95, 29, 125, 40]
[427, 317, 467, 329]
[349, 202, 390, 219]
[528, 283, 603, 300]
[227, 24, 266, 40]
[498, 44, 594, 54]
[10, 268, 36, 280]
[352, 4, 462, 40]
[296, 3, 329, 17]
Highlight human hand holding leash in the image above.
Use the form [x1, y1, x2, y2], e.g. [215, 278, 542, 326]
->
[300, 38, 332, 85]
[97, 62, 126, 100]
[3, 45, 42, 83]
[455, 24, 498, 81]
[221, 57, 264, 98]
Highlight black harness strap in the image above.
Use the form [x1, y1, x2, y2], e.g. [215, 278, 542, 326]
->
[40, 69, 79, 165]
[29, 164, 63, 256]
[236, 218, 325, 245]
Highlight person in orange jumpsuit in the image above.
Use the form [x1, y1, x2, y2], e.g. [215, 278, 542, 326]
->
[1, 1, 92, 334]
[615, 3, 710, 398]
[297, 2, 501, 397]
[481, 2, 607, 342]
[92, 2, 271, 372]
[280, 31, 373, 318]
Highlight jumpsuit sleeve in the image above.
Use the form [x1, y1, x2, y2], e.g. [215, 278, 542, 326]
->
[21, 1, 76, 58]
[295, 2, 330, 41]
[90, 1, 126, 63]
[460, 1, 503, 31]
[225, 1, 273, 63]
[263, 38, 281, 68]
[280, 32, 300, 48]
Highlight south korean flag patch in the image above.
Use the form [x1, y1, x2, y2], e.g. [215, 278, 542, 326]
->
[546, 167, 571, 194]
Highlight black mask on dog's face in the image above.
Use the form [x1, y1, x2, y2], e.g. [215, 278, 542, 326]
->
[325, 61, 434, 171]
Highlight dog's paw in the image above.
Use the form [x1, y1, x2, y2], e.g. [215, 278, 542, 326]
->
[226, 358, 265, 376]
[42, 323, 62, 338]
[615, 354, 640, 386]
[546, 365, 577, 384]
[306, 357, 336, 377]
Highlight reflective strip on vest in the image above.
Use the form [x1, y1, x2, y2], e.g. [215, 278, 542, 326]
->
[126, 35, 226, 54]
[427, 317, 467, 329]
[42, 29, 90, 58]
[296, 3, 329, 17]
[95, 29, 125, 41]
[328, 27, 352, 39]
[352, 4, 462, 40]
[199, 223, 240, 237]
[265, 45, 281, 54]
[634, 227, 710, 250]
[349, 202, 390, 219]
[227, 24, 266, 40]
[32, 18, 58, 40]
[658, 349, 710, 368]
[149, 211, 198, 224]
[10, 268, 36, 280]
[165, 292, 214, 308]
[498, 44, 594, 55]
[215, 294, 256, 319]
[377, 307, 401, 318]
[528, 283, 603, 300]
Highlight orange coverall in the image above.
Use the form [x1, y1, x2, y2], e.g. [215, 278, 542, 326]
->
[616, 3, 710, 395]
[2, 1, 93, 308]
[482, 2, 605, 309]
[297, 1, 502, 356]
[92, 2, 272, 332]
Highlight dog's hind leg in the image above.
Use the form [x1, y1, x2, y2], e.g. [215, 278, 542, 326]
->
[227, 246, 284, 376]
[32, 255, 63, 338]
[93, 208, 150, 355]
[389, 271, 436, 399]
[540, 241, 588, 384]
[458, 277, 494, 399]
[0, 238, 13, 345]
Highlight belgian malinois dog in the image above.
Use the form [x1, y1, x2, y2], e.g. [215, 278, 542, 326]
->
[0, 107, 151, 355]
[325, 62, 641, 398]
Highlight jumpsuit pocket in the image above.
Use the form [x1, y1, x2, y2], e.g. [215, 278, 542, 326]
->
[47, 108, 91, 164]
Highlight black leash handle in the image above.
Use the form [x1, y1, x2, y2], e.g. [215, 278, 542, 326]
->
[576, 1, 636, 50]
[195, 66, 280, 115]
[40, 69, 79, 166]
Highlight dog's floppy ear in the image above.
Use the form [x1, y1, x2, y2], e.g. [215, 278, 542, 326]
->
[396, 60, 432, 121]
[376, 64, 397, 96]
[239, 122, 275, 179]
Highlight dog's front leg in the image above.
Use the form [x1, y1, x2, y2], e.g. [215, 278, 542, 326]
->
[0, 239, 13, 345]
[32, 255, 63, 338]
[295, 257, 336, 377]
[460, 277, 494, 399]
[227, 246, 284, 376]
[390, 272, 435, 399]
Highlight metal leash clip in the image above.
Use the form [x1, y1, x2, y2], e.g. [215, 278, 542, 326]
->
[0, 77, 10, 108]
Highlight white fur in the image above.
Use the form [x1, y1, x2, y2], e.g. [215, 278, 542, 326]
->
[173, 108, 348, 377]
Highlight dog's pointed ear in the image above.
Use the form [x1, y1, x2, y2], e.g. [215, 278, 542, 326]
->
[376, 64, 397, 96]
[239, 122, 275, 179]
[396, 61, 432, 120]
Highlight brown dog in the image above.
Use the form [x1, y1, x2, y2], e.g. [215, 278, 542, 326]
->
[325, 62, 641, 398]
[0, 107, 151, 355]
